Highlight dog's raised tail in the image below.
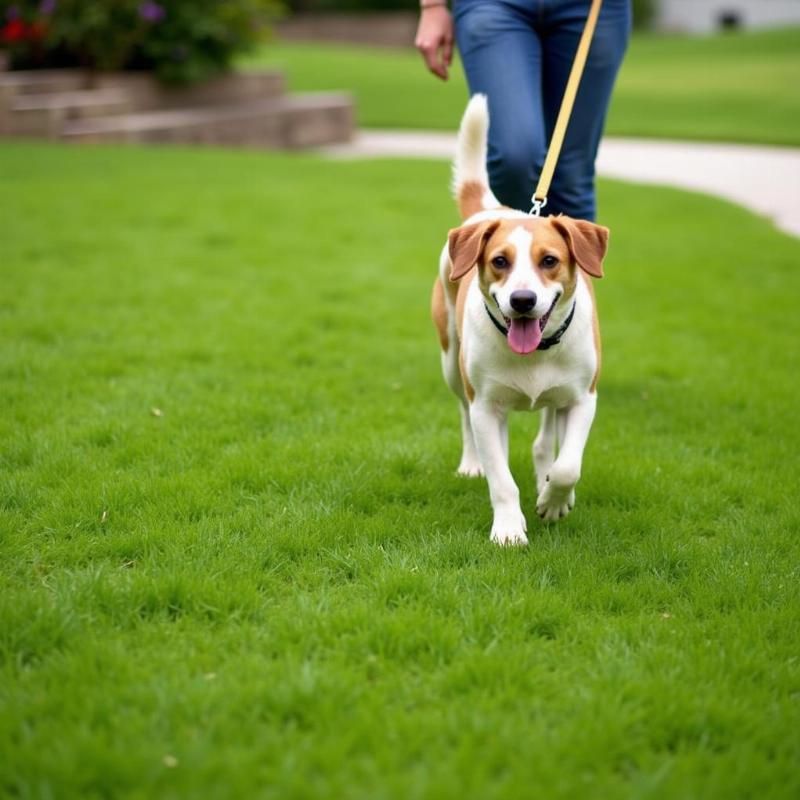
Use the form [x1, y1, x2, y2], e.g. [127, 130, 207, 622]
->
[452, 94, 500, 220]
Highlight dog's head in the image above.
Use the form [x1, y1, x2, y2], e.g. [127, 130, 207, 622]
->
[448, 215, 608, 354]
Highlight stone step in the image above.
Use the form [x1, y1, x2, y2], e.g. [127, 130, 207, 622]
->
[89, 70, 286, 111]
[0, 69, 88, 99]
[61, 92, 354, 149]
[8, 89, 131, 138]
[0, 69, 90, 132]
[0, 69, 286, 133]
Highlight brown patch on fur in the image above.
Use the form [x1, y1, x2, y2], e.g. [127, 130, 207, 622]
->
[431, 276, 449, 352]
[448, 220, 501, 281]
[479, 238, 517, 294]
[458, 180, 487, 221]
[550, 215, 608, 278]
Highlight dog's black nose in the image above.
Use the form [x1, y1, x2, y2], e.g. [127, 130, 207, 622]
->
[510, 290, 537, 314]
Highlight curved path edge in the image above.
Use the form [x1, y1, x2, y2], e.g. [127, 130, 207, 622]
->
[321, 131, 800, 239]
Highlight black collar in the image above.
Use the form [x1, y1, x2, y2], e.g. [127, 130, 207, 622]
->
[484, 300, 576, 351]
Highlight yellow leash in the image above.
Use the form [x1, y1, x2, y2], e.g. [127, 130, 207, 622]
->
[530, 0, 604, 216]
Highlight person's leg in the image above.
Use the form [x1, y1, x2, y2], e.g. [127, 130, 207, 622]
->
[454, 0, 545, 211]
[540, 0, 631, 220]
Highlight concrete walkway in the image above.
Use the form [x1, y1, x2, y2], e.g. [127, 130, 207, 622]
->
[322, 131, 800, 238]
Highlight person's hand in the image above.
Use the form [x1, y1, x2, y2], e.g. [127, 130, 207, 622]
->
[415, 5, 454, 81]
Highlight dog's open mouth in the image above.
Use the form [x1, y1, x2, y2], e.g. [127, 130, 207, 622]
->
[505, 296, 559, 355]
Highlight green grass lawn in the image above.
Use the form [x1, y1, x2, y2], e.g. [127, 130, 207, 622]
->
[243, 26, 800, 146]
[2, 141, 800, 798]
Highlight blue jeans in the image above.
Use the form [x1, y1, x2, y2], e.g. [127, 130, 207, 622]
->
[454, 0, 631, 220]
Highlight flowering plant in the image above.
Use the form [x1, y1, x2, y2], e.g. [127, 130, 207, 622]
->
[1, 2, 51, 63]
[1, 0, 282, 83]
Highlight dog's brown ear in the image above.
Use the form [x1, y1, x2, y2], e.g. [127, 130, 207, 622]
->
[448, 220, 500, 282]
[551, 215, 609, 278]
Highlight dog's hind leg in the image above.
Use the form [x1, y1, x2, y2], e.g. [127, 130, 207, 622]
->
[438, 338, 482, 477]
[457, 402, 483, 477]
[434, 274, 481, 476]
[533, 407, 557, 495]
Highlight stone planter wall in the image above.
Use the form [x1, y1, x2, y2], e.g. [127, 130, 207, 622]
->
[0, 68, 354, 149]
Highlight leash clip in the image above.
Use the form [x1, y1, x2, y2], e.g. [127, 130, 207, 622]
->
[529, 196, 547, 217]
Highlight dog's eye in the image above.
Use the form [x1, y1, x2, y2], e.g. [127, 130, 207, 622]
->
[541, 255, 559, 269]
[491, 255, 510, 269]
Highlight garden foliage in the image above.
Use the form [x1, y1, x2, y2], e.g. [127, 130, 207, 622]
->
[1, 0, 283, 82]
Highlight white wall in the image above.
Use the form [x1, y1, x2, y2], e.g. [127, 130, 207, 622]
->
[655, 0, 800, 33]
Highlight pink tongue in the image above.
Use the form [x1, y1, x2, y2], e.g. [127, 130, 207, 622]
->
[508, 317, 542, 354]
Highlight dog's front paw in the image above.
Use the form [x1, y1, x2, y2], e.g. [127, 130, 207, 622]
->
[536, 483, 576, 522]
[457, 457, 484, 478]
[490, 511, 528, 547]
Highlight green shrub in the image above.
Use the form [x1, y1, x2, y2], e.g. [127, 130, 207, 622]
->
[632, 0, 655, 29]
[1, 0, 283, 83]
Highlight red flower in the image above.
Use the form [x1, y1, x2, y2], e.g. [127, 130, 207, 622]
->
[1, 18, 48, 44]
[1, 19, 26, 43]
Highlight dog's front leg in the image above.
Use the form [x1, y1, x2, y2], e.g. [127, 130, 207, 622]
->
[533, 406, 557, 495]
[536, 392, 597, 521]
[470, 399, 528, 546]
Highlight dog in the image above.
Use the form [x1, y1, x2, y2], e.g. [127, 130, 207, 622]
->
[431, 95, 609, 546]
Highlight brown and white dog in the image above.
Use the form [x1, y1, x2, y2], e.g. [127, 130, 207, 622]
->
[431, 95, 609, 546]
